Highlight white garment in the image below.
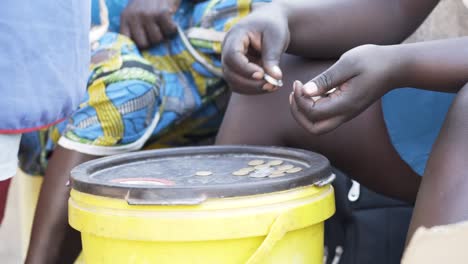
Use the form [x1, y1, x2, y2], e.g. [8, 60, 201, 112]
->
[0, 134, 21, 180]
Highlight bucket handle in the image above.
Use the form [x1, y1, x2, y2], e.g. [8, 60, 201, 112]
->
[245, 210, 291, 264]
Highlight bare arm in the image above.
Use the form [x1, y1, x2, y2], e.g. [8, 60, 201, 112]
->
[395, 37, 468, 92]
[221, 0, 440, 93]
[280, 0, 440, 58]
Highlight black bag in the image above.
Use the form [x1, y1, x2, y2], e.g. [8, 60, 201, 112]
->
[324, 169, 413, 264]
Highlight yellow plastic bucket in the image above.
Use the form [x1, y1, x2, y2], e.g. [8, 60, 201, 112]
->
[69, 146, 336, 264]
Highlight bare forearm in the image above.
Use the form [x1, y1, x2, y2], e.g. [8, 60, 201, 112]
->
[275, 0, 439, 58]
[392, 37, 468, 93]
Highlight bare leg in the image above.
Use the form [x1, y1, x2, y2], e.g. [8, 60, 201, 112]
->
[217, 55, 420, 203]
[407, 83, 468, 241]
[25, 146, 98, 264]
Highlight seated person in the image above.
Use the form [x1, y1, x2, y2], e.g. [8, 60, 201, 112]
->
[217, 0, 468, 245]
[22, 0, 270, 263]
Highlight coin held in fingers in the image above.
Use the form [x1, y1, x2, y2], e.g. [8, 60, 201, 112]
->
[264, 74, 283, 87]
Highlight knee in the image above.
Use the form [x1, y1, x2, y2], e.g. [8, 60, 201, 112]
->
[458, 82, 468, 101]
[454, 82, 468, 108]
[447, 83, 468, 122]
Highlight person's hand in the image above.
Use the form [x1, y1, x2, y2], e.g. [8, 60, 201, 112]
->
[221, 3, 290, 94]
[290, 44, 401, 134]
[120, 0, 180, 49]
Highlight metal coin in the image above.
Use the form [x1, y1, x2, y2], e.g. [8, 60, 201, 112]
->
[311, 87, 337, 102]
[326, 88, 337, 95]
[286, 167, 303, 174]
[254, 164, 270, 170]
[269, 172, 285, 178]
[195, 171, 213, 176]
[248, 160, 265, 166]
[249, 171, 270, 178]
[232, 170, 250, 176]
[264, 74, 283, 87]
[267, 160, 284, 166]
[238, 167, 255, 173]
[277, 164, 294, 171]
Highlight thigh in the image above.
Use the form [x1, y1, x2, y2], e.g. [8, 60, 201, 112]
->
[408, 83, 468, 238]
[217, 55, 420, 203]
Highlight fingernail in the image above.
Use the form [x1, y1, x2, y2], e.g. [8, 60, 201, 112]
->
[303, 82, 318, 95]
[271, 65, 282, 77]
[312, 96, 321, 101]
[293, 80, 300, 92]
[252, 71, 263, 80]
[289, 92, 293, 104]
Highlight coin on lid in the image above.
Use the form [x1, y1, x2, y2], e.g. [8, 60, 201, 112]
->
[195, 171, 213, 176]
[277, 164, 294, 171]
[267, 160, 284, 166]
[248, 160, 265, 166]
[286, 167, 303, 174]
[232, 170, 250, 176]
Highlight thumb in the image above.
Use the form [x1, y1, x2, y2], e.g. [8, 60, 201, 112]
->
[302, 57, 357, 97]
[261, 28, 288, 80]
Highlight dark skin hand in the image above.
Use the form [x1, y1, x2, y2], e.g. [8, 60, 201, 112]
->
[221, 0, 468, 246]
[221, 0, 439, 94]
[120, 0, 181, 48]
[221, 3, 290, 94]
[287, 38, 468, 243]
[290, 38, 468, 134]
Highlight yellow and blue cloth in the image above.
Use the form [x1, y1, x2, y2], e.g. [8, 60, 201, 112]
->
[19, 0, 271, 175]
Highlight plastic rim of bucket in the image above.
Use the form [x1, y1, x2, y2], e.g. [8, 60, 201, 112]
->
[69, 184, 335, 241]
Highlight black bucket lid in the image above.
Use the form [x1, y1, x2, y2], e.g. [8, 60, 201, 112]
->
[70, 145, 334, 205]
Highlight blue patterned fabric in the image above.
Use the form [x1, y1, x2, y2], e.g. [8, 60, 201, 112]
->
[19, 0, 271, 175]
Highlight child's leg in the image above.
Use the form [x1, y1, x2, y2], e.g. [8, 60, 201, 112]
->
[26, 33, 161, 264]
[217, 55, 421, 203]
[407, 83, 468, 241]
[25, 147, 96, 264]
